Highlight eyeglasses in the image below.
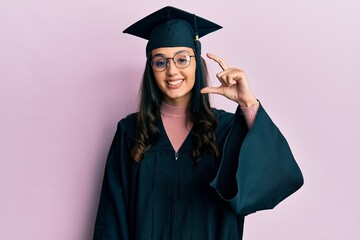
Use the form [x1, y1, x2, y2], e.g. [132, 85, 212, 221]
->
[150, 53, 195, 72]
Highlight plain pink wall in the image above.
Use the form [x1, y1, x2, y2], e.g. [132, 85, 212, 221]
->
[1, 0, 359, 239]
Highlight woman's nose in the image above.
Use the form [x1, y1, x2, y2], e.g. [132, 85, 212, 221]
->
[166, 60, 179, 75]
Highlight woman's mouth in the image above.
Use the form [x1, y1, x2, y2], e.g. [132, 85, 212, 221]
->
[166, 79, 184, 88]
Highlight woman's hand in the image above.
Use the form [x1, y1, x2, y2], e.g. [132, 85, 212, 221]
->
[200, 53, 258, 107]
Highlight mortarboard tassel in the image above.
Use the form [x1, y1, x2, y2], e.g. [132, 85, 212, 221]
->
[193, 15, 205, 113]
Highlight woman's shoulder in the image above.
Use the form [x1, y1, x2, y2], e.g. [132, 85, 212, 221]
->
[116, 112, 138, 139]
[118, 112, 138, 127]
[211, 108, 236, 140]
[211, 107, 234, 122]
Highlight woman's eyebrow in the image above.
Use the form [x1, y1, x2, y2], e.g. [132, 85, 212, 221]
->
[152, 53, 164, 57]
[174, 50, 191, 55]
[152, 50, 191, 58]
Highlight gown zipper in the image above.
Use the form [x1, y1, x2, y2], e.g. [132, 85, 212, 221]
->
[170, 151, 179, 239]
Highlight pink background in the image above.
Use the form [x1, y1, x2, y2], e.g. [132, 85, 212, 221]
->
[1, 0, 359, 239]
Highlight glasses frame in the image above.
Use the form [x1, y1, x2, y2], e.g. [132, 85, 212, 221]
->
[150, 53, 196, 72]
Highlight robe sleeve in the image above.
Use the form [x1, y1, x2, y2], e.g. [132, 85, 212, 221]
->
[240, 101, 260, 129]
[93, 121, 130, 240]
[210, 103, 304, 215]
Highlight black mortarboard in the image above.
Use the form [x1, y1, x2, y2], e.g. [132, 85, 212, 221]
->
[123, 6, 222, 112]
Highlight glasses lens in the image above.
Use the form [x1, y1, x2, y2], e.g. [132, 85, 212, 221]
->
[174, 54, 191, 68]
[151, 56, 167, 71]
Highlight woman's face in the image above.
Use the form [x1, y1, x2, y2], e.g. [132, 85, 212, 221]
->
[151, 47, 196, 107]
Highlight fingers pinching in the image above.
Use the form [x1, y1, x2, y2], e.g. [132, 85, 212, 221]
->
[206, 53, 230, 71]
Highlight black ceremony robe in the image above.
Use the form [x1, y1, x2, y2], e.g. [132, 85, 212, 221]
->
[93, 104, 303, 240]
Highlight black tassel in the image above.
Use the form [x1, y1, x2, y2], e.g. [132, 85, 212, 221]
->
[193, 37, 203, 113]
[192, 14, 204, 113]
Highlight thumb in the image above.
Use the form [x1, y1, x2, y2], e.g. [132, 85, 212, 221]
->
[200, 86, 224, 95]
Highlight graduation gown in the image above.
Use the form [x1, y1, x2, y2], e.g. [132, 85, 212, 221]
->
[93, 104, 303, 240]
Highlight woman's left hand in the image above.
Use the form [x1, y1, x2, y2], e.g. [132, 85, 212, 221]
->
[200, 53, 258, 107]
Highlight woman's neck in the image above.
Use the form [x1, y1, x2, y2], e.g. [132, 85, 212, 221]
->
[160, 101, 188, 117]
[160, 101, 193, 152]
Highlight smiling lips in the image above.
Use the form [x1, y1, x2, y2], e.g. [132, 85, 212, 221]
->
[166, 79, 184, 88]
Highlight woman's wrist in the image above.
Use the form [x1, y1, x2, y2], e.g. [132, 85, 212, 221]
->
[237, 96, 258, 108]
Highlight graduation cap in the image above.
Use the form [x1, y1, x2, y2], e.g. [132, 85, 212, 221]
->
[123, 6, 222, 112]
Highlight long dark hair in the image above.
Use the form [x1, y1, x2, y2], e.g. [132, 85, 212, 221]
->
[131, 55, 219, 162]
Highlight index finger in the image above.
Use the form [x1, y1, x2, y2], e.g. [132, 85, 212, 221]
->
[206, 53, 230, 71]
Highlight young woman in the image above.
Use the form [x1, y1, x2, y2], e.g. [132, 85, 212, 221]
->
[93, 6, 303, 240]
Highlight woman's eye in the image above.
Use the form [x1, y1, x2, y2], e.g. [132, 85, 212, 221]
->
[176, 55, 189, 64]
[155, 60, 166, 66]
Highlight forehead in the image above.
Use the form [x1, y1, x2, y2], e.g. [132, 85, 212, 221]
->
[151, 47, 194, 56]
